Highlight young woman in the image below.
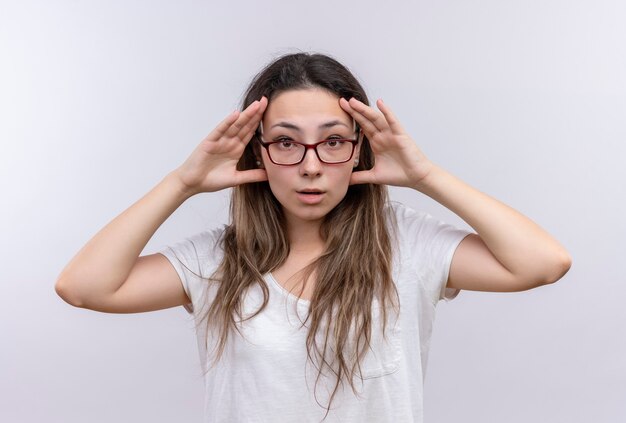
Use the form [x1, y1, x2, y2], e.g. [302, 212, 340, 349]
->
[55, 52, 571, 422]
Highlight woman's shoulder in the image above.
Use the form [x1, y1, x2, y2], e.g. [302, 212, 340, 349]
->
[161, 224, 228, 260]
[384, 200, 470, 244]
[187, 225, 227, 253]
[384, 200, 429, 225]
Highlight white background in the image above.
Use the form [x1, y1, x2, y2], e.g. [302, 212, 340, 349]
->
[1, 0, 624, 422]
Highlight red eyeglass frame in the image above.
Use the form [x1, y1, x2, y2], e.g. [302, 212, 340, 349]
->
[255, 136, 360, 166]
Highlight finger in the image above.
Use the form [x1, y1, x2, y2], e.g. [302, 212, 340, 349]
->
[232, 96, 268, 142]
[234, 169, 268, 185]
[339, 98, 380, 140]
[210, 109, 241, 141]
[236, 96, 268, 142]
[349, 169, 376, 186]
[223, 100, 261, 138]
[346, 97, 389, 133]
[376, 99, 406, 135]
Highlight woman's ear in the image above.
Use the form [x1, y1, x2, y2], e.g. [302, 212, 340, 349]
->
[250, 136, 265, 168]
[254, 151, 265, 168]
[353, 129, 363, 167]
[253, 151, 265, 168]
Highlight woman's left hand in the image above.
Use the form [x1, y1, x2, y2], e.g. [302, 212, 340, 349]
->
[339, 97, 434, 188]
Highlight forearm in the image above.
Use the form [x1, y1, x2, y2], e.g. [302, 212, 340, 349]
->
[55, 170, 193, 302]
[413, 164, 571, 282]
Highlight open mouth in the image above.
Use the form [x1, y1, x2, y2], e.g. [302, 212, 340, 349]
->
[296, 190, 326, 204]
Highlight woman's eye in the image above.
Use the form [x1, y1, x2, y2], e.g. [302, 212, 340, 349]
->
[325, 138, 346, 148]
[275, 137, 296, 148]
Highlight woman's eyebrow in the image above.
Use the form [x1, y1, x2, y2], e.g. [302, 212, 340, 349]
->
[270, 120, 350, 131]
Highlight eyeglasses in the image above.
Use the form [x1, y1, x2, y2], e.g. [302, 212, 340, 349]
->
[257, 137, 359, 166]
[256, 122, 360, 166]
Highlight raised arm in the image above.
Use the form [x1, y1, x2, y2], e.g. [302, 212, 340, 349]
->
[55, 97, 268, 312]
[412, 165, 571, 292]
[340, 96, 571, 292]
[54, 172, 194, 310]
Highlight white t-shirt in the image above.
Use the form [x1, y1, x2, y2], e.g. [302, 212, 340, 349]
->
[158, 201, 472, 422]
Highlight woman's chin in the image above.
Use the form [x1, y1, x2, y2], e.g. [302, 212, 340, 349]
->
[282, 203, 335, 226]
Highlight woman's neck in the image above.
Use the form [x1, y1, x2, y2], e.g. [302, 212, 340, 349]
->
[286, 219, 325, 254]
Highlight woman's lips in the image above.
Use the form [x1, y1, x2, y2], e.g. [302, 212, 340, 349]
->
[296, 191, 325, 204]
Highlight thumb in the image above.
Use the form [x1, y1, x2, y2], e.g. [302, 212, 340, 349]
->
[235, 169, 268, 185]
[349, 170, 375, 185]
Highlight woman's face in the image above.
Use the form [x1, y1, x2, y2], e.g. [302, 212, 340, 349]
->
[258, 88, 362, 229]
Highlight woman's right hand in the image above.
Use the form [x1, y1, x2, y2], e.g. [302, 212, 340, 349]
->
[173, 96, 269, 196]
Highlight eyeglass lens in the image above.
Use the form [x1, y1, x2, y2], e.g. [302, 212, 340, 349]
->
[268, 140, 353, 164]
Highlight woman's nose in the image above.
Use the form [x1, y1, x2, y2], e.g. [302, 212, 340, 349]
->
[299, 147, 322, 176]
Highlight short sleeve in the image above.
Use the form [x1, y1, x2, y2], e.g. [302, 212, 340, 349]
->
[390, 202, 473, 304]
[157, 227, 225, 315]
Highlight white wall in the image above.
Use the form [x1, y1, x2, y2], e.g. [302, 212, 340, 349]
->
[1, 0, 624, 421]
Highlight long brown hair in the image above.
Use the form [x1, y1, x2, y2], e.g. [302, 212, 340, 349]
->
[193, 52, 399, 418]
